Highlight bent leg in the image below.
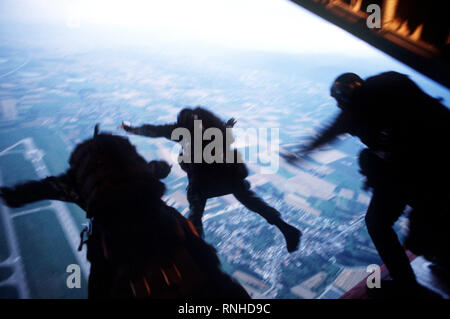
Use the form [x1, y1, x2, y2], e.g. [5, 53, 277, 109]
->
[232, 180, 281, 224]
[233, 180, 301, 252]
[365, 188, 416, 284]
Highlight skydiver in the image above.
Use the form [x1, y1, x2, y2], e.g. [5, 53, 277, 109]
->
[0, 129, 251, 299]
[288, 71, 450, 294]
[0, 137, 172, 298]
[121, 106, 302, 253]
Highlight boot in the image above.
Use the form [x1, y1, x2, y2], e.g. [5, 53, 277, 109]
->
[275, 220, 302, 253]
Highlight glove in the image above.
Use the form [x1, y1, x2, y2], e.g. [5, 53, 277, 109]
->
[120, 121, 132, 132]
[225, 118, 237, 128]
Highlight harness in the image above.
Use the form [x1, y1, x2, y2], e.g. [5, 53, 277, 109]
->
[78, 212, 205, 298]
[127, 216, 205, 298]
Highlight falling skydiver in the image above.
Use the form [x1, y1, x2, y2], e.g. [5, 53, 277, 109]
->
[121, 106, 302, 253]
[0, 125, 251, 299]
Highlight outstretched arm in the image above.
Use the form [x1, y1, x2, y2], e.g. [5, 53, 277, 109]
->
[121, 122, 177, 140]
[283, 112, 350, 163]
[0, 171, 80, 208]
[302, 112, 349, 154]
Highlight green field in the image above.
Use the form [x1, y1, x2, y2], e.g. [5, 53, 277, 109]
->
[0, 127, 88, 298]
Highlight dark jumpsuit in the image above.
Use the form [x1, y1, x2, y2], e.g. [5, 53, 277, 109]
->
[303, 71, 450, 284]
[125, 121, 284, 237]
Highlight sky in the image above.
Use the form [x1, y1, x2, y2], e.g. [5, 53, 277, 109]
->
[0, 0, 379, 56]
[0, 0, 448, 99]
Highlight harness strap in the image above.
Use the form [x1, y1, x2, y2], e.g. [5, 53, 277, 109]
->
[128, 247, 206, 298]
[185, 219, 200, 238]
[127, 218, 204, 298]
[83, 204, 205, 298]
[161, 263, 182, 286]
[78, 220, 92, 252]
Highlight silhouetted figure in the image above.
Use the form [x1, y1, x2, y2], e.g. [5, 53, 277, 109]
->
[293, 71, 450, 293]
[0, 126, 250, 299]
[121, 106, 301, 253]
[359, 148, 450, 278]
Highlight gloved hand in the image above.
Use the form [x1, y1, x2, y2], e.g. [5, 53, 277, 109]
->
[225, 118, 237, 128]
[119, 121, 132, 132]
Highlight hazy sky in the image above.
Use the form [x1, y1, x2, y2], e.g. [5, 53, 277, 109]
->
[0, 0, 379, 56]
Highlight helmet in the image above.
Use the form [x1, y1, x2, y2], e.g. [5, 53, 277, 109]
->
[330, 73, 363, 109]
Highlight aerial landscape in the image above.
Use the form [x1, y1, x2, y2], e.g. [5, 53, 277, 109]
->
[0, 0, 448, 299]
